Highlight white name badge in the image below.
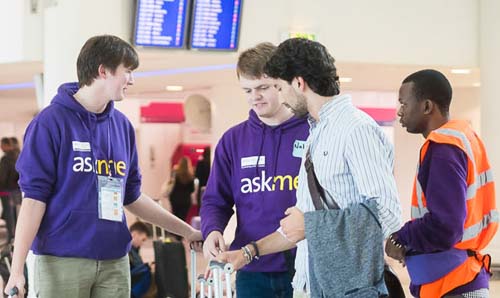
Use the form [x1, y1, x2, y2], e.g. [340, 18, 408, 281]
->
[72, 141, 91, 152]
[97, 175, 124, 222]
[241, 156, 266, 169]
[293, 140, 306, 158]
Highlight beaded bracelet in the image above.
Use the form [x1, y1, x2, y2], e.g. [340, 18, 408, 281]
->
[241, 246, 252, 264]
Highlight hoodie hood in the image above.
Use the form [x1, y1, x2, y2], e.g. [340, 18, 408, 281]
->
[247, 109, 306, 132]
[247, 109, 307, 176]
[52, 82, 115, 122]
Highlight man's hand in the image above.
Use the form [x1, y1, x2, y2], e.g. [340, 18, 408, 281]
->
[216, 249, 247, 271]
[4, 274, 25, 298]
[385, 234, 406, 265]
[203, 231, 226, 259]
[280, 207, 305, 243]
[186, 228, 203, 251]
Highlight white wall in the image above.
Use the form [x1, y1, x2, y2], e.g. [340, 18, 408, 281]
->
[479, 0, 500, 262]
[0, 0, 24, 63]
[240, 0, 479, 66]
[2, 0, 480, 66]
[0, 0, 43, 63]
[22, 0, 43, 61]
[42, 0, 134, 107]
[208, 83, 249, 146]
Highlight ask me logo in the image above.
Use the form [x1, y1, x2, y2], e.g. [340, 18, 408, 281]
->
[240, 170, 298, 194]
[72, 157, 127, 176]
[71, 140, 127, 176]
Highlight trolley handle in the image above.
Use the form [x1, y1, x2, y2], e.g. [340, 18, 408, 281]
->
[208, 260, 234, 274]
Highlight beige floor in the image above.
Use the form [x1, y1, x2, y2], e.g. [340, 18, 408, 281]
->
[141, 239, 500, 297]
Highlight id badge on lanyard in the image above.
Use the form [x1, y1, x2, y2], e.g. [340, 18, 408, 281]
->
[97, 175, 124, 222]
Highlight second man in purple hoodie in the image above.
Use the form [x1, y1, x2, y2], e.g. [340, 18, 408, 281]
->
[200, 42, 309, 297]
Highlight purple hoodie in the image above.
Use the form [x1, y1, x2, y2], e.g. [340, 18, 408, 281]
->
[17, 82, 142, 260]
[200, 110, 309, 272]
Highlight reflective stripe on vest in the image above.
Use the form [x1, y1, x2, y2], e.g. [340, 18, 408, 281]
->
[413, 169, 494, 219]
[462, 209, 500, 242]
[412, 127, 493, 214]
[435, 128, 476, 170]
[411, 164, 429, 218]
[466, 169, 494, 200]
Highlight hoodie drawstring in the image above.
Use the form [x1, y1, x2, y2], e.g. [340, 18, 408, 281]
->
[273, 128, 283, 177]
[255, 124, 266, 177]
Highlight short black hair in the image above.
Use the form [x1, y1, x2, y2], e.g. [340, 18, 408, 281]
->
[129, 221, 152, 237]
[77, 35, 139, 87]
[1, 137, 11, 146]
[402, 69, 452, 114]
[9, 137, 19, 146]
[264, 38, 340, 97]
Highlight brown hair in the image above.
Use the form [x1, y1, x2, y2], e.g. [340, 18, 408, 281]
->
[237, 42, 276, 79]
[77, 35, 139, 87]
[129, 221, 152, 237]
[175, 157, 194, 184]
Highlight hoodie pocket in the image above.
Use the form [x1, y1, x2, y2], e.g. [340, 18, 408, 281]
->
[42, 210, 97, 256]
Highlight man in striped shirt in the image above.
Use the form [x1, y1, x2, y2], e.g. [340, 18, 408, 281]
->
[216, 38, 401, 297]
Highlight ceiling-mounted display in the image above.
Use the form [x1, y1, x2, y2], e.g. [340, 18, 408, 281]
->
[134, 0, 190, 48]
[189, 0, 243, 51]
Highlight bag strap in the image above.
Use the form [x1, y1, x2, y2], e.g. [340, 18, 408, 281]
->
[304, 148, 340, 210]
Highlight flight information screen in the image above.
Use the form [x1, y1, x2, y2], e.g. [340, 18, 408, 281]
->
[134, 0, 190, 48]
[189, 0, 243, 50]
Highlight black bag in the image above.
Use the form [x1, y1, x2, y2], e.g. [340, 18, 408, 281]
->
[153, 240, 189, 298]
[383, 264, 405, 298]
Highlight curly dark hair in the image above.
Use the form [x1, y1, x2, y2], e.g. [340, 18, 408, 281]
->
[264, 38, 340, 97]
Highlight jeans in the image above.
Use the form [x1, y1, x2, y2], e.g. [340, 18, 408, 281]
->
[236, 271, 293, 298]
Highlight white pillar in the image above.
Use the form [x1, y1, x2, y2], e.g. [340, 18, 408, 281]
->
[479, 0, 500, 261]
[0, 1, 25, 63]
[42, 0, 133, 107]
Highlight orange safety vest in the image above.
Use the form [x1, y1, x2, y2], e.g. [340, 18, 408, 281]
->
[410, 120, 498, 298]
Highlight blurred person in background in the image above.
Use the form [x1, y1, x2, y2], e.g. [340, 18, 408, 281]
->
[0, 137, 19, 243]
[9, 137, 20, 159]
[194, 147, 211, 208]
[168, 156, 195, 223]
[129, 221, 153, 298]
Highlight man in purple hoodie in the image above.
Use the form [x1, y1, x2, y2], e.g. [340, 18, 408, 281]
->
[200, 42, 309, 297]
[4, 35, 202, 298]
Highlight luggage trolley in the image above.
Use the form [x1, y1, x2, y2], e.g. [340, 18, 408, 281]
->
[190, 251, 234, 298]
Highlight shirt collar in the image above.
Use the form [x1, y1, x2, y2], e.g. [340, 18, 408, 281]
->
[308, 94, 352, 128]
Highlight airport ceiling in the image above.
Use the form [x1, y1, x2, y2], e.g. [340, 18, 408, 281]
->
[0, 49, 480, 102]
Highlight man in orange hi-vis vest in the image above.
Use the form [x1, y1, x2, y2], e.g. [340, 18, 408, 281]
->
[386, 69, 498, 298]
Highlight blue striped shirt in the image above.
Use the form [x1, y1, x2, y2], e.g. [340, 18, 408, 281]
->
[292, 94, 402, 292]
